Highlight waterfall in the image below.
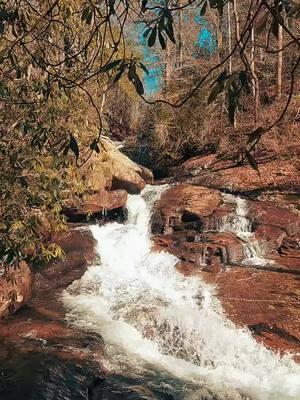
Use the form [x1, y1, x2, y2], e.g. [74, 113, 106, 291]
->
[220, 194, 268, 266]
[63, 185, 300, 400]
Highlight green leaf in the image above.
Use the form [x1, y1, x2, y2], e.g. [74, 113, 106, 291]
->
[129, 64, 144, 95]
[138, 62, 149, 75]
[69, 135, 79, 159]
[143, 27, 151, 38]
[6, 250, 15, 265]
[133, 74, 144, 95]
[158, 31, 166, 50]
[63, 144, 69, 156]
[148, 26, 157, 47]
[81, 6, 91, 22]
[101, 59, 122, 73]
[90, 139, 100, 153]
[164, 22, 176, 44]
[141, 0, 148, 12]
[86, 10, 93, 25]
[113, 68, 125, 83]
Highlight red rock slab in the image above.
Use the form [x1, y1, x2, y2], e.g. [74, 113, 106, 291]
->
[0, 226, 103, 366]
[249, 201, 300, 237]
[0, 261, 33, 319]
[151, 184, 222, 234]
[186, 159, 300, 194]
[204, 267, 300, 359]
[81, 189, 128, 213]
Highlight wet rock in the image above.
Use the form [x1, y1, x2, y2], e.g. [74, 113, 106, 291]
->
[202, 203, 236, 231]
[249, 201, 300, 236]
[254, 224, 286, 254]
[111, 174, 145, 194]
[0, 227, 98, 361]
[153, 231, 245, 267]
[209, 266, 300, 358]
[63, 189, 128, 223]
[0, 261, 33, 318]
[151, 184, 222, 234]
[0, 346, 105, 400]
[34, 228, 96, 292]
[279, 236, 300, 258]
[82, 189, 128, 213]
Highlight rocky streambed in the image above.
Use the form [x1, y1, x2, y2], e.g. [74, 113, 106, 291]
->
[151, 184, 300, 359]
[1, 151, 300, 399]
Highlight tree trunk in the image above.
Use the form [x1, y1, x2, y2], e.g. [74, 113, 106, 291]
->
[277, 23, 283, 98]
[233, 0, 259, 125]
[177, 4, 183, 68]
[228, 1, 232, 74]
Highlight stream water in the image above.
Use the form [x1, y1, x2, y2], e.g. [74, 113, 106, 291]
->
[63, 185, 300, 400]
[220, 194, 268, 266]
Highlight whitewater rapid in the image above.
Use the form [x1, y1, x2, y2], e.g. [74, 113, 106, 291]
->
[220, 194, 268, 266]
[63, 185, 300, 400]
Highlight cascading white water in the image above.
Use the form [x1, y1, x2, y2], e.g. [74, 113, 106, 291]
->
[220, 194, 268, 266]
[63, 185, 300, 400]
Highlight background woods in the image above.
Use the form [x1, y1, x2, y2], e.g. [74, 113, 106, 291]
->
[0, 0, 299, 266]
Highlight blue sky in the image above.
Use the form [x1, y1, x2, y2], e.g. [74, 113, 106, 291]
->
[139, 15, 216, 95]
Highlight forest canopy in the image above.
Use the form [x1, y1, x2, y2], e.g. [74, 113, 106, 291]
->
[0, 0, 299, 266]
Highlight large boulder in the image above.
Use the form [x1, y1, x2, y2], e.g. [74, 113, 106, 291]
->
[81, 189, 128, 213]
[74, 137, 153, 195]
[151, 184, 222, 234]
[0, 261, 33, 318]
[63, 189, 128, 222]
[101, 137, 153, 194]
[34, 228, 96, 293]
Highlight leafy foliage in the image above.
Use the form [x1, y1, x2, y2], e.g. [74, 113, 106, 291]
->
[0, 0, 299, 270]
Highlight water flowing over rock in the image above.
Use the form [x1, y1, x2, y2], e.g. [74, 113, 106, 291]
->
[63, 137, 154, 221]
[63, 185, 300, 400]
[254, 224, 286, 254]
[152, 185, 300, 360]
